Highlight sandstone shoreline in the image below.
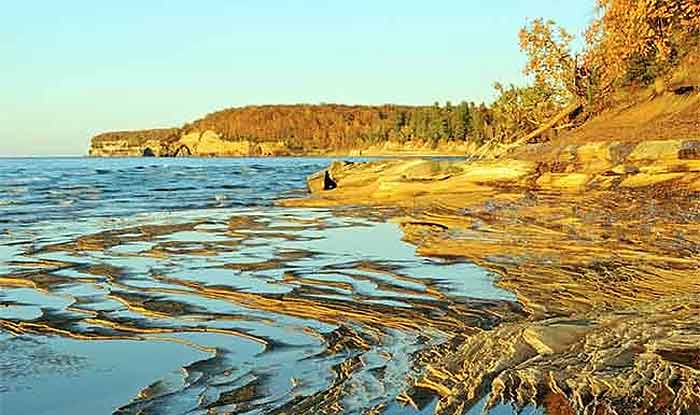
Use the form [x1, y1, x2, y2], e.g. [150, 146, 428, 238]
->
[280, 138, 700, 414]
[89, 129, 480, 158]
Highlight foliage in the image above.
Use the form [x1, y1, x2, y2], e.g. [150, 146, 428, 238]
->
[516, 1, 700, 122]
[180, 103, 492, 150]
[582, 0, 700, 98]
[519, 19, 577, 103]
[93, 128, 180, 145]
[490, 82, 563, 143]
[591, 0, 700, 84]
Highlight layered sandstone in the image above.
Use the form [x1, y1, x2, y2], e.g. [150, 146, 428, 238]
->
[89, 127, 481, 157]
[89, 128, 180, 157]
[89, 129, 290, 157]
[285, 139, 700, 207]
[280, 138, 700, 414]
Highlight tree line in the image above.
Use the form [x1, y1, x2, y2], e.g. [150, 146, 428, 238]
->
[181, 103, 500, 150]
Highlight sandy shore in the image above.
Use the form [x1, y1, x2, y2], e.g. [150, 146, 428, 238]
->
[280, 139, 700, 414]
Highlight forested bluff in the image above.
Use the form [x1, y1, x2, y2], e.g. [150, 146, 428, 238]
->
[89, 102, 516, 157]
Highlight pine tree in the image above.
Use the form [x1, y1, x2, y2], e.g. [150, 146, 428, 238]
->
[453, 102, 471, 141]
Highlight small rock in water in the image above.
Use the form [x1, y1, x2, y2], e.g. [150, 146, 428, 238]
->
[323, 171, 337, 190]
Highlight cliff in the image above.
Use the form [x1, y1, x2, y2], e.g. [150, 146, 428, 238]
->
[89, 129, 292, 157]
[89, 128, 484, 158]
[89, 128, 180, 157]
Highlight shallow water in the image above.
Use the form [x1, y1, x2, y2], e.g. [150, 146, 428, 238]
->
[1, 158, 526, 414]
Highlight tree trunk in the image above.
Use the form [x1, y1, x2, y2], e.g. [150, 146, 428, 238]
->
[516, 101, 582, 145]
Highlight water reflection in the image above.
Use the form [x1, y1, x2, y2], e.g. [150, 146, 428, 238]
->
[1, 207, 520, 414]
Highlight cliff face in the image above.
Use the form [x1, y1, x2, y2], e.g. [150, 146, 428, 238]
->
[89, 129, 482, 157]
[89, 127, 481, 158]
[89, 129, 180, 157]
[90, 129, 306, 157]
[177, 131, 289, 157]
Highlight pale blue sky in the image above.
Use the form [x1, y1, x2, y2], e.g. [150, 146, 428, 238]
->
[1, 1, 594, 156]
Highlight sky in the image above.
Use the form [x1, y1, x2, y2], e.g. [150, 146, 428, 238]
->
[1, 1, 595, 156]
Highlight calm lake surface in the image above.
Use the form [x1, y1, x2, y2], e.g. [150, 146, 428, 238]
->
[0, 158, 523, 415]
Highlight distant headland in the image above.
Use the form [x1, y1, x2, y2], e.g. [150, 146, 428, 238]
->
[88, 103, 493, 157]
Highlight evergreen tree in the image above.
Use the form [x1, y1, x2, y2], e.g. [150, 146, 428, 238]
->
[453, 102, 471, 141]
[428, 102, 444, 141]
[442, 101, 453, 139]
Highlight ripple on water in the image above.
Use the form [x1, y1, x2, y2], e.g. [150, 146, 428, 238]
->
[0, 158, 521, 415]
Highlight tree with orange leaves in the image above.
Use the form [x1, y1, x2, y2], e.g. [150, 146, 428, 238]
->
[587, 0, 700, 88]
[518, 18, 578, 104]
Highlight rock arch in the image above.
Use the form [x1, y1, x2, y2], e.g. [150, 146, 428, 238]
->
[173, 144, 192, 157]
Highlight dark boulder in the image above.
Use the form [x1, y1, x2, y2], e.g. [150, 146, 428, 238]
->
[323, 171, 337, 190]
[306, 160, 353, 193]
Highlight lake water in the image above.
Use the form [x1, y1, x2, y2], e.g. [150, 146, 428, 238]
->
[0, 158, 521, 415]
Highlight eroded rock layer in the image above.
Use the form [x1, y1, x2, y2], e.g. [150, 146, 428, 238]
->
[89, 127, 480, 158]
[281, 138, 700, 414]
[89, 129, 290, 157]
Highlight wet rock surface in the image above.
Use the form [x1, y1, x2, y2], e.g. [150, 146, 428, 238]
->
[0, 205, 520, 414]
[281, 139, 700, 414]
